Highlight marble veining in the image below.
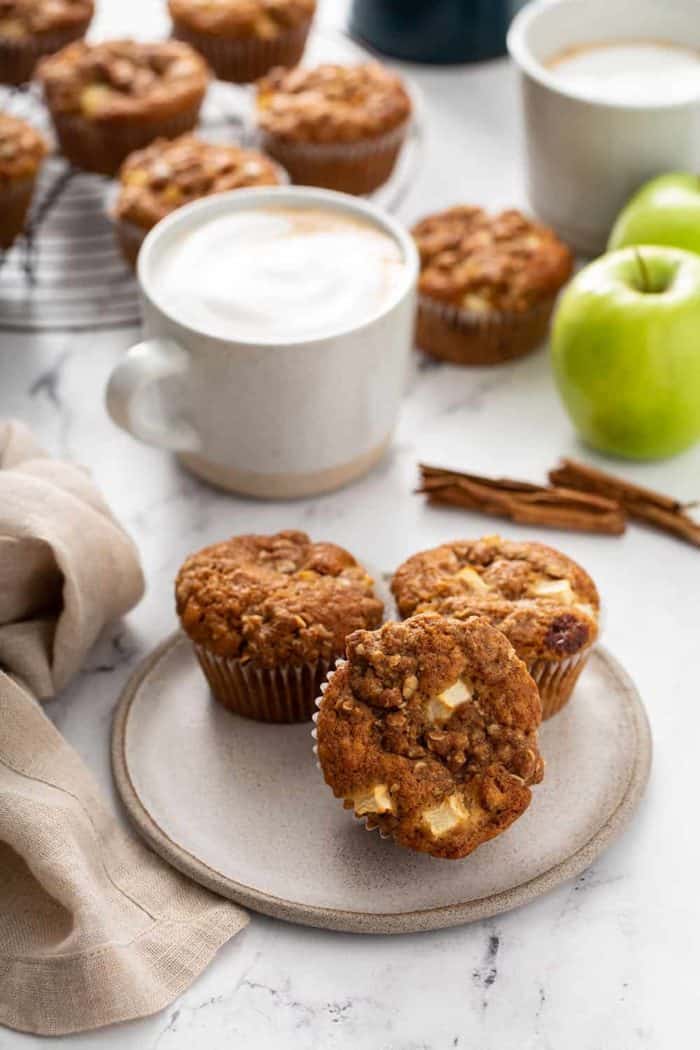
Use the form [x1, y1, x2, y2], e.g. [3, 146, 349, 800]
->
[1, 1, 697, 1047]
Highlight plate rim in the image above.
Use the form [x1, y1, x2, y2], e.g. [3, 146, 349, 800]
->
[111, 631, 652, 935]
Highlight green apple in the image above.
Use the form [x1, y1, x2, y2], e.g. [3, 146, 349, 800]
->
[551, 246, 700, 460]
[609, 173, 700, 255]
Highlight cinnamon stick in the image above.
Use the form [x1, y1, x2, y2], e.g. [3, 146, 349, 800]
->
[418, 465, 627, 535]
[548, 458, 700, 548]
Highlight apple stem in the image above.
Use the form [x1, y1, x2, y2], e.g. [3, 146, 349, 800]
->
[634, 248, 652, 293]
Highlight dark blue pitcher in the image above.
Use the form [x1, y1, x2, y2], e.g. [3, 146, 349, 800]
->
[350, 0, 528, 64]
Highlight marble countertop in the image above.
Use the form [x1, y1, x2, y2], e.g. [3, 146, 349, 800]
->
[3, 1, 699, 1047]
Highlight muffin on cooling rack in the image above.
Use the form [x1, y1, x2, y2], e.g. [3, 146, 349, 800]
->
[0, 113, 46, 249]
[255, 62, 412, 195]
[169, 0, 316, 83]
[391, 536, 600, 720]
[114, 133, 286, 266]
[37, 38, 210, 175]
[411, 206, 573, 365]
[315, 613, 544, 859]
[0, 0, 93, 85]
[175, 530, 384, 723]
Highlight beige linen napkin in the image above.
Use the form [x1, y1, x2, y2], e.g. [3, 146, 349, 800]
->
[0, 420, 247, 1036]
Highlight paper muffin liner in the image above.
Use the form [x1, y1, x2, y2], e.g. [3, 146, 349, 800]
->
[111, 160, 289, 268]
[0, 175, 37, 250]
[528, 648, 591, 721]
[171, 19, 312, 83]
[0, 24, 91, 85]
[258, 119, 410, 196]
[195, 643, 332, 723]
[416, 292, 557, 366]
[312, 658, 394, 839]
[49, 106, 203, 176]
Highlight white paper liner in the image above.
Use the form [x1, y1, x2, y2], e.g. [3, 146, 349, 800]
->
[258, 118, 411, 162]
[528, 649, 591, 720]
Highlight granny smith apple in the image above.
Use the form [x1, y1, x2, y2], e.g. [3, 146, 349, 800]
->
[609, 173, 700, 255]
[551, 246, 700, 459]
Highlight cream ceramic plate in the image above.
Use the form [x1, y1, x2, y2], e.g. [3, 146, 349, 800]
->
[112, 634, 651, 934]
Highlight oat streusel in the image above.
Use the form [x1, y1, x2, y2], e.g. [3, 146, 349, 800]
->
[411, 206, 573, 364]
[392, 536, 600, 719]
[0, 0, 93, 84]
[114, 134, 284, 265]
[38, 39, 209, 174]
[0, 113, 46, 248]
[169, 0, 315, 83]
[316, 613, 544, 859]
[257, 62, 411, 144]
[176, 530, 384, 722]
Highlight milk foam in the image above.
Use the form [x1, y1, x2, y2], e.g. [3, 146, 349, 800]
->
[546, 41, 700, 105]
[151, 206, 406, 342]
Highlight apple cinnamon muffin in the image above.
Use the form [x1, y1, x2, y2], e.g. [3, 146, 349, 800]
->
[37, 38, 210, 175]
[169, 0, 315, 83]
[0, 113, 46, 249]
[391, 536, 600, 719]
[0, 0, 93, 84]
[412, 206, 574, 365]
[256, 62, 412, 195]
[176, 530, 384, 723]
[114, 133, 286, 266]
[315, 613, 544, 860]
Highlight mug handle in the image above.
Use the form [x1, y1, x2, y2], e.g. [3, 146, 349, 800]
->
[105, 338, 201, 452]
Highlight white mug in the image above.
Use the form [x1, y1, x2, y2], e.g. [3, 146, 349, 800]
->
[106, 187, 418, 499]
[508, 0, 700, 255]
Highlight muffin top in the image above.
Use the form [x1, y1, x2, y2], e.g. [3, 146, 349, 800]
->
[0, 0, 93, 36]
[316, 613, 544, 860]
[37, 39, 210, 122]
[175, 530, 384, 666]
[412, 206, 573, 314]
[115, 134, 283, 229]
[169, 0, 315, 39]
[256, 62, 412, 144]
[391, 536, 599, 664]
[0, 113, 46, 180]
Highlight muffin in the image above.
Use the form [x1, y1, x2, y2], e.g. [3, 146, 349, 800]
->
[315, 613, 544, 859]
[169, 0, 315, 84]
[37, 39, 210, 175]
[391, 536, 600, 720]
[412, 207, 574, 365]
[114, 133, 286, 266]
[0, 113, 46, 249]
[256, 62, 412, 195]
[175, 530, 384, 723]
[0, 0, 93, 85]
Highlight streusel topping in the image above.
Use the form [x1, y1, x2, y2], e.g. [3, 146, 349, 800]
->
[38, 39, 209, 120]
[0, 0, 92, 36]
[176, 530, 384, 665]
[391, 537, 599, 663]
[169, 0, 315, 38]
[116, 134, 283, 228]
[0, 113, 46, 179]
[316, 613, 544, 860]
[412, 207, 573, 314]
[256, 62, 412, 143]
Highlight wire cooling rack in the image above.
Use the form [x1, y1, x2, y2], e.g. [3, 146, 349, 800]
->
[0, 27, 424, 335]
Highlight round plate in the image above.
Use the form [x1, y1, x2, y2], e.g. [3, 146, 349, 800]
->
[0, 26, 424, 334]
[112, 633, 651, 935]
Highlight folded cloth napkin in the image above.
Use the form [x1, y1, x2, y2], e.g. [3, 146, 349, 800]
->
[0, 421, 247, 1036]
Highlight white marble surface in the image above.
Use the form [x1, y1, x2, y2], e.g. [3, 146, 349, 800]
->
[2, 1, 699, 1047]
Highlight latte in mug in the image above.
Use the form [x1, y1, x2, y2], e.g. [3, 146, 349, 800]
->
[151, 205, 407, 343]
[546, 40, 700, 105]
